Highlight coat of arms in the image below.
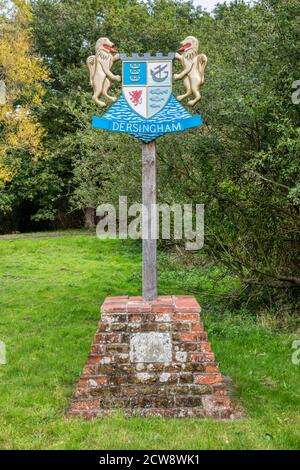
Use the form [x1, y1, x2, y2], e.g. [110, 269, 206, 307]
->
[122, 56, 172, 118]
[90, 37, 206, 142]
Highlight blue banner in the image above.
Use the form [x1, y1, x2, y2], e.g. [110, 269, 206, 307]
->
[92, 94, 203, 143]
[92, 115, 202, 135]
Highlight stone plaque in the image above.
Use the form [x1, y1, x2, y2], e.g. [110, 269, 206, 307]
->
[130, 332, 172, 363]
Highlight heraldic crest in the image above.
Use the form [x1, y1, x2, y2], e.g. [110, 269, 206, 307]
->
[89, 37, 207, 142]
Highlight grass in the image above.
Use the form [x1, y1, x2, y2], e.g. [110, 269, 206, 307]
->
[0, 235, 299, 450]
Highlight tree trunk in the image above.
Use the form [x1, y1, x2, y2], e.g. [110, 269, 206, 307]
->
[84, 207, 96, 228]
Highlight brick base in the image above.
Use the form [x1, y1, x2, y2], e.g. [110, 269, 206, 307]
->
[68, 296, 235, 419]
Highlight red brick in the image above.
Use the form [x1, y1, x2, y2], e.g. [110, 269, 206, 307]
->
[214, 396, 231, 407]
[174, 296, 201, 312]
[83, 364, 97, 375]
[74, 388, 89, 398]
[90, 344, 105, 354]
[189, 352, 202, 362]
[194, 373, 223, 385]
[90, 376, 108, 386]
[158, 295, 174, 302]
[87, 354, 113, 365]
[199, 342, 211, 353]
[179, 332, 201, 342]
[152, 302, 175, 313]
[96, 333, 122, 343]
[174, 313, 200, 322]
[204, 363, 219, 373]
[191, 323, 203, 332]
[128, 314, 142, 322]
[213, 384, 228, 396]
[68, 295, 235, 420]
[101, 302, 127, 313]
[70, 399, 101, 411]
[203, 352, 215, 361]
[98, 323, 110, 332]
[79, 376, 108, 387]
[127, 302, 151, 313]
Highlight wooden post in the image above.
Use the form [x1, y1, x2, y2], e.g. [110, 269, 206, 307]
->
[142, 141, 157, 301]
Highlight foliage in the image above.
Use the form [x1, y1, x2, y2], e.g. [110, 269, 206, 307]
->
[0, 0, 48, 182]
[1, 0, 299, 307]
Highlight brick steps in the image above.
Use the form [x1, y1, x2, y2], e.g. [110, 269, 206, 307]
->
[68, 296, 235, 419]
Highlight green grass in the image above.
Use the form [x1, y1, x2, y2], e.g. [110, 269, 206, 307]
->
[0, 236, 299, 450]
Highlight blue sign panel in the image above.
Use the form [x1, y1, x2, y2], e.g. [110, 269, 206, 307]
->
[92, 53, 202, 142]
[123, 62, 147, 86]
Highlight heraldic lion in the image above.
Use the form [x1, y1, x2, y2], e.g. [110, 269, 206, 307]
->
[87, 37, 121, 107]
[174, 36, 207, 107]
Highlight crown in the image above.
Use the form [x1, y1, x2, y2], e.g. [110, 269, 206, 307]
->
[120, 52, 175, 61]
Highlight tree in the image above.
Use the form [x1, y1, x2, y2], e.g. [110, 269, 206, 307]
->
[4, 0, 299, 308]
[0, 0, 48, 184]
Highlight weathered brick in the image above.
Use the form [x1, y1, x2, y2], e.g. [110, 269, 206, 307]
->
[199, 342, 211, 353]
[79, 376, 108, 387]
[110, 322, 127, 332]
[183, 362, 206, 373]
[175, 396, 202, 407]
[179, 373, 193, 384]
[96, 333, 123, 343]
[152, 301, 175, 313]
[98, 323, 110, 332]
[173, 336, 198, 350]
[173, 322, 190, 331]
[157, 323, 172, 332]
[131, 372, 157, 384]
[68, 295, 235, 420]
[127, 323, 142, 332]
[127, 302, 151, 313]
[106, 343, 129, 353]
[204, 363, 219, 373]
[189, 352, 203, 362]
[102, 302, 127, 313]
[174, 313, 200, 322]
[159, 372, 178, 384]
[191, 323, 204, 332]
[212, 383, 228, 397]
[70, 399, 101, 411]
[82, 364, 97, 375]
[155, 313, 172, 322]
[140, 322, 158, 332]
[90, 344, 106, 354]
[194, 373, 223, 385]
[179, 332, 202, 342]
[189, 384, 211, 395]
[128, 314, 142, 322]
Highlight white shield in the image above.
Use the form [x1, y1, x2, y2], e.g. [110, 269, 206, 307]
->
[122, 58, 172, 119]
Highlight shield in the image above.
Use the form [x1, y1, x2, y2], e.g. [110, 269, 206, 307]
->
[122, 57, 172, 119]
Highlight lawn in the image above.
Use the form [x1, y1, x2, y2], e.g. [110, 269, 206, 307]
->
[0, 235, 299, 450]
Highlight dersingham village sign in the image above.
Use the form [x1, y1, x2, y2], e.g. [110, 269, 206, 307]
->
[68, 37, 235, 420]
[88, 36, 206, 141]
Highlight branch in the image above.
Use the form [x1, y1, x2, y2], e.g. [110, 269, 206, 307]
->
[248, 170, 291, 191]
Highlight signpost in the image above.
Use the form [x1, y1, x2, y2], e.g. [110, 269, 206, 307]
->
[89, 38, 206, 300]
[69, 36, 234, 420]
[142, 140, 157, 300]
